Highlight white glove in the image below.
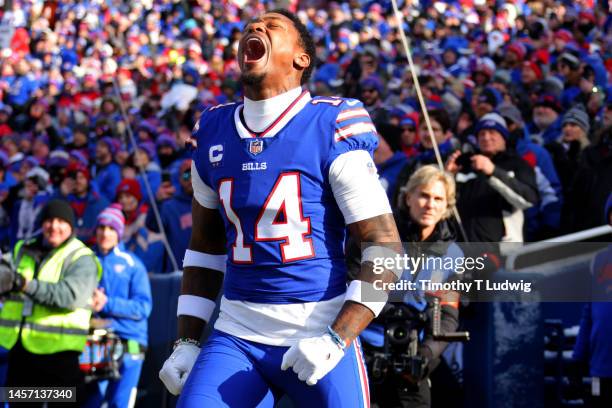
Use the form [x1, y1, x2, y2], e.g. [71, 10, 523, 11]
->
[281, 333, 345, 386]
[159, 343, 201, 395]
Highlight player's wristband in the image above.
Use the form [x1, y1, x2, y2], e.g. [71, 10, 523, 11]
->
[177, 295, 216, 322]
[327, 326, 347, 351]
[173, 337, 201, 350]
[344, 280, 388, 317]
[362, 245, 403, 278]
[183, 249, 227, 273]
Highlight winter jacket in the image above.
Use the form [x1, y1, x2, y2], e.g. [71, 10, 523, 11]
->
[573, 245, 612, 378]
[531, 116, 563, 146]
[145, 189, 193, 273]
[136, 162, 161, 204]
[512, 128, 563, 240]
[123, 205, 164, 274]
[65, 191, 110, 246]
[378, 152, 409, 202]
[15, 235, 99, 310]
[456, 150, 539, 242]
[352, 217, 461, 377]
[9, 191, 50, 246]
[93, 162, 122, 203]
[563, 139, 612, 232]
[94, 243, 152, 346]
[545, 139, 589, 205]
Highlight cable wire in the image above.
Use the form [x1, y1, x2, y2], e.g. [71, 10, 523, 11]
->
[111, 79, 180, 271]
[390, 0, 469, 241]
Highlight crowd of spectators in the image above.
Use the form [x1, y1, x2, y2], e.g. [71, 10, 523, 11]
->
[0, 0, 610, 274]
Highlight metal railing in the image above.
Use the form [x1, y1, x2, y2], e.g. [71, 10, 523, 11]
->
[504, 225, 612, 270]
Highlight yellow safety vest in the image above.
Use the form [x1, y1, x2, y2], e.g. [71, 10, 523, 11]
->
[0, 237, 102, 354]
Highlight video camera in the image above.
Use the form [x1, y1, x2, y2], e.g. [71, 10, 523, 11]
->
[367, 298, 470, 384]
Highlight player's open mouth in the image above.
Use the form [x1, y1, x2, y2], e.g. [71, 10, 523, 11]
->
[244, 37, 267, 64]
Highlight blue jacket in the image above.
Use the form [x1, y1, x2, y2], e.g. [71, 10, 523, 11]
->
[378, 152, 409, 202]
[94, 243, 152, 346]
[561, 86, 581, 111]
[6, 74, 39, 106]
[529, 115, 563, 146]
[64, 191, 110, 245]
[145, 189, 192, 273]
[137, 162, 162, 204]
[9, 191, 51, 246]
[573, 245, 612, 377]
[123, 209, 165, 275]
[93, 162, 122, 203]
[515, 129, 563, 238]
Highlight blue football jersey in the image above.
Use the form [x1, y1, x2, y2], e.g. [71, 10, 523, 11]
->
[192, 91, 378, 304]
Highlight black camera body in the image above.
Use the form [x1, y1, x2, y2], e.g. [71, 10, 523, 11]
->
[365, 300, 470, 385]
[368, 304, 429, 384]
[456, 152, 474, 172]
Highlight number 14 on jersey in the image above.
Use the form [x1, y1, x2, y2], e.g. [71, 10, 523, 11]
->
[218, 172, 315, 264]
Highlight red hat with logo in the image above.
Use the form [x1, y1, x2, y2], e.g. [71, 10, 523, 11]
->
[116, 178, 142, 202]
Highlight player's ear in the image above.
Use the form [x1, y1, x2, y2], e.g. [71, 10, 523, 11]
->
[293, 51, 310, 71]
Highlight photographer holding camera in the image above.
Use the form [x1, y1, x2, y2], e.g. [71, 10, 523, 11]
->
[347, 165, 463, 407]
[446, 113, 538, 242]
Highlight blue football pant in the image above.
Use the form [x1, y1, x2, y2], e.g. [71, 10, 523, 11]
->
[178, 330, 370, 408]
[83, 353, 144, 408]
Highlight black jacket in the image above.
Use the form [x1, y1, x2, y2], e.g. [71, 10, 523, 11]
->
[394, 215, 461, 373]
[563, 137, 612, 232]
[345, 213, 460, 378]
[456, 150, 539, 242]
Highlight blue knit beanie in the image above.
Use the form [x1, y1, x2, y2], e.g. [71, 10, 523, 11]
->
[475, 112, 509, 140]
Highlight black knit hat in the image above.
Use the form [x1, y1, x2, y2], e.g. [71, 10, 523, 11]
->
[41, 199, 75, 229]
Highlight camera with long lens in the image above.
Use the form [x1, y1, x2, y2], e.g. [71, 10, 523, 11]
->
[368, 303, 428, 384]
[366, 299, 469, 385]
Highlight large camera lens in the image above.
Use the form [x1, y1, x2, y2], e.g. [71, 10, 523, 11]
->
[386, 323, 411, 346]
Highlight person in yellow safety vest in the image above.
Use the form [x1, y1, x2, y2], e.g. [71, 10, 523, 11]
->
[0, 199, 101, 406]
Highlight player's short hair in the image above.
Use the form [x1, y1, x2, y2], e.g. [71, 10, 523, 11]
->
[270, 8, 316, 85]
[401, 165, 456, 219]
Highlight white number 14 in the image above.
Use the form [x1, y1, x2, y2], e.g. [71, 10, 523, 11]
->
[218, 172, 314, 263]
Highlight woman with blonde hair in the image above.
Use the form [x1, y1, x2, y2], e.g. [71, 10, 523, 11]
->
[396, 165, 456, 242]
[351, 164, 463, 408]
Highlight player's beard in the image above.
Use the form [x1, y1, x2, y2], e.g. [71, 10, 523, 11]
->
[240, 71, 266, 88]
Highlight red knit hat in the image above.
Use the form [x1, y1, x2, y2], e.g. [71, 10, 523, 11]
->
[506, 42, 527, 60]
[65, 161, 90, 180]
[522, 61, 543, 80]
[116, 178, 142, 202]
[554, 29, 573, 43]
